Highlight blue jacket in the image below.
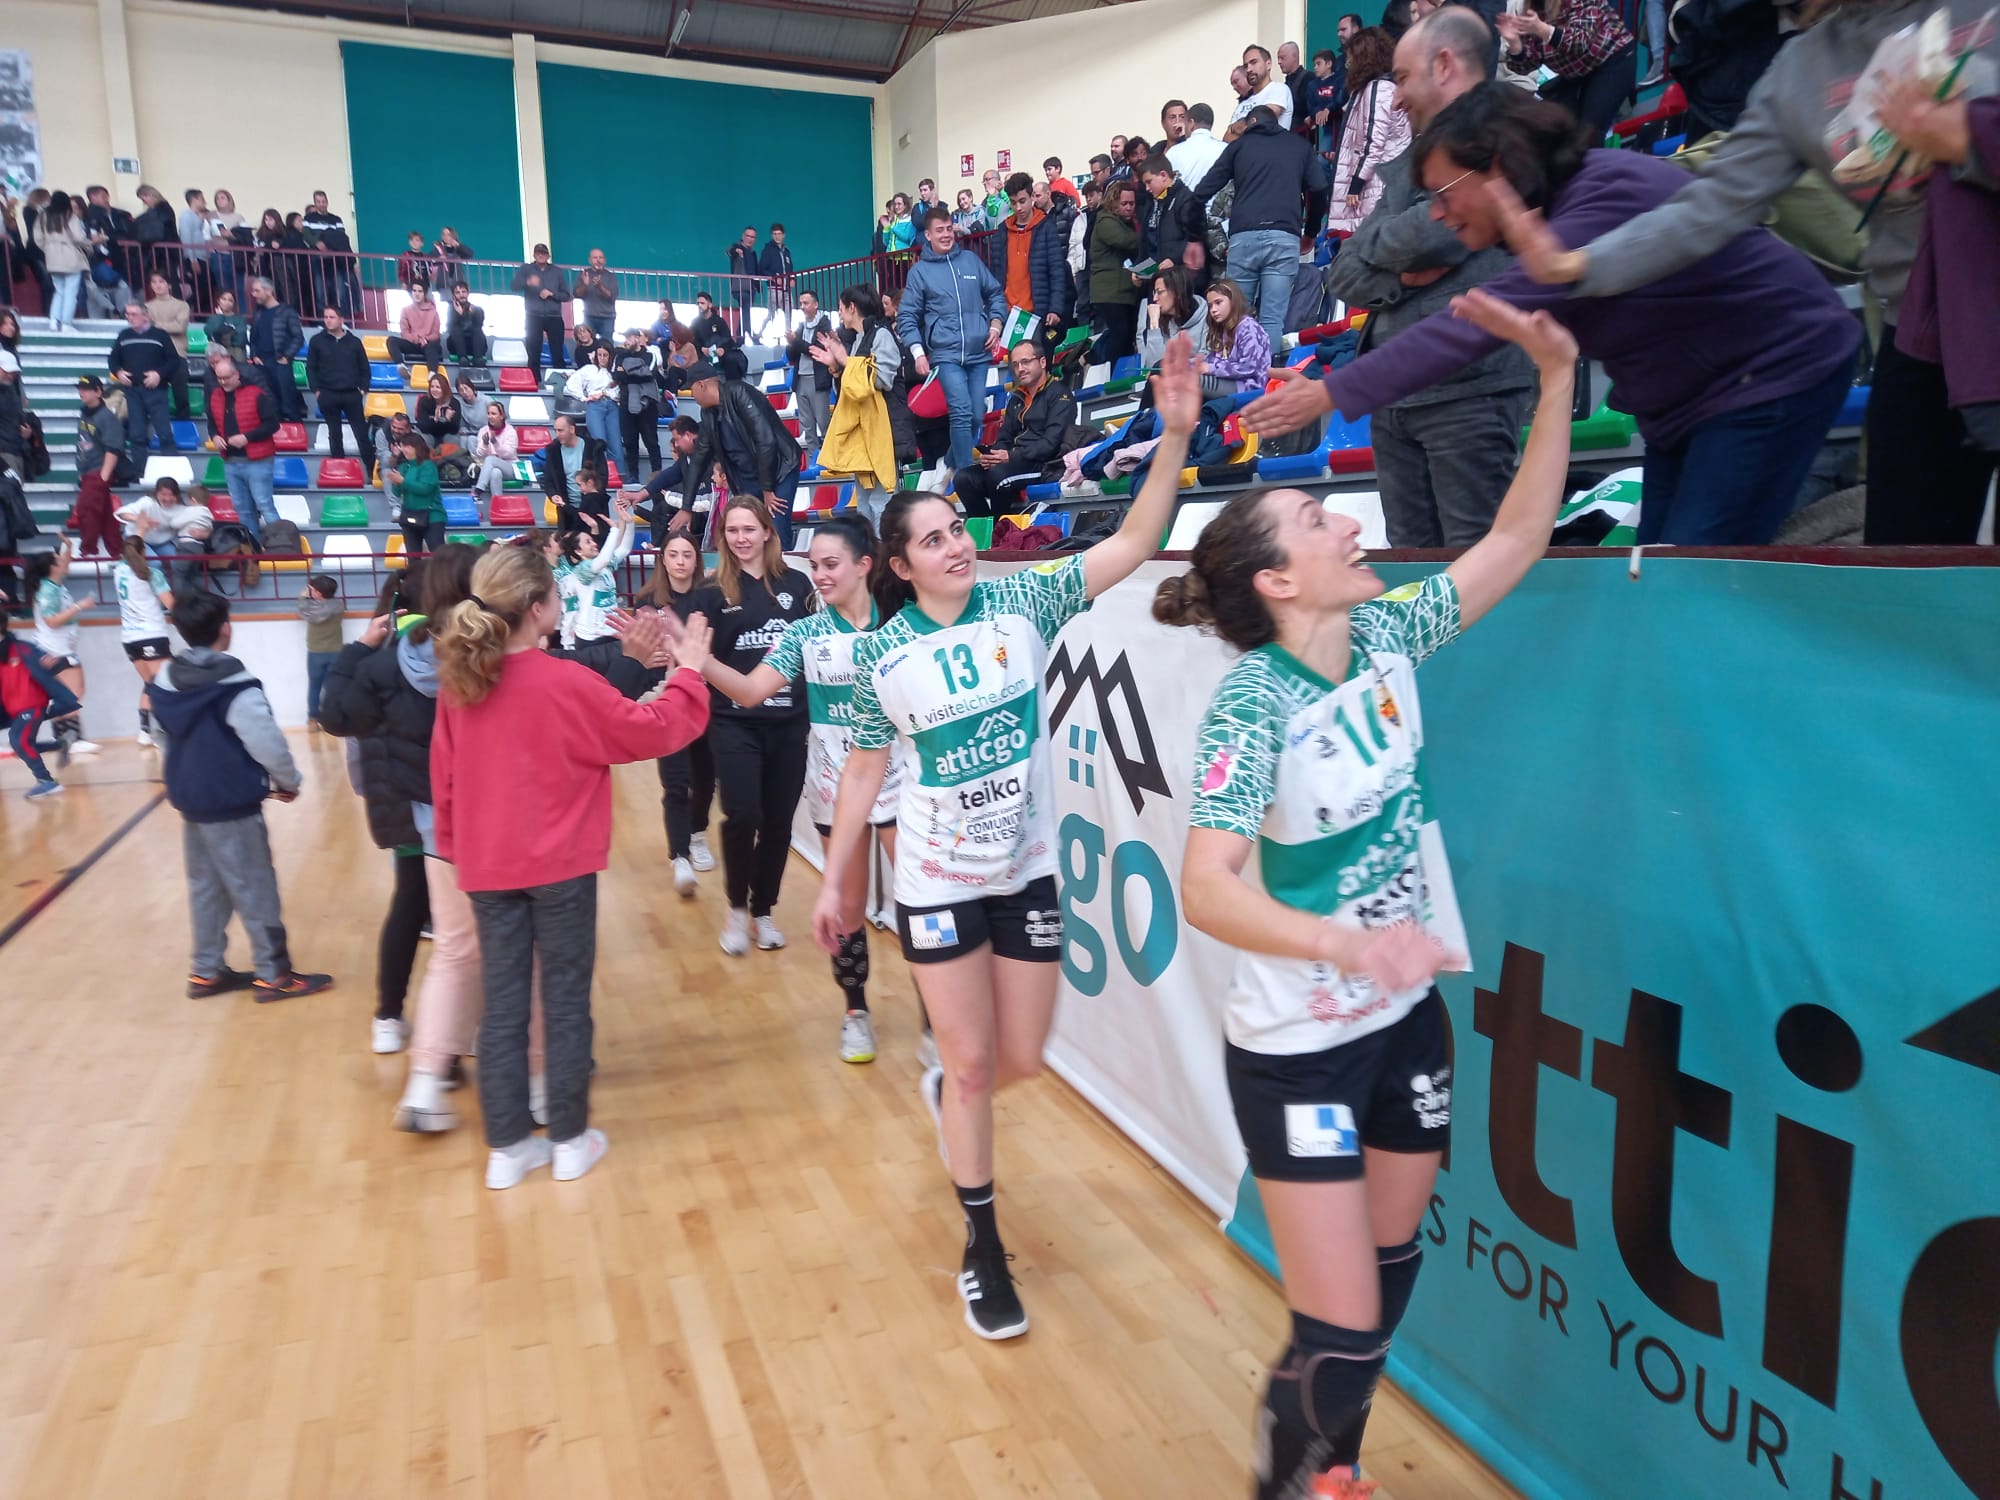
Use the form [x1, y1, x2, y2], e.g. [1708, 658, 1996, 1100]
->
[152, 647, 300, 823]
[897, 243, 1006, 366]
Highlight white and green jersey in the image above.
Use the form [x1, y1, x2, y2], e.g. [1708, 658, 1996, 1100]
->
[556, 522, 632, 650]
[850, 555, 1089, 908]
[1190, 573, 1470, 1056]
[32, 579, 80, 657]
[116, 561, 171, 642]
[763, 607, 904, 826]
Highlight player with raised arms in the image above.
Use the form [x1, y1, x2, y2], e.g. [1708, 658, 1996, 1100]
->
[1156, 291, 1579, 1498]
[811, 336, 1202, 1341]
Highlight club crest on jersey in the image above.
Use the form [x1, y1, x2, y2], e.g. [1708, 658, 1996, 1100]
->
[1198, 747, 1236, 796]
[775, 591, 794, 609]
[993, 643, 1008, 668]
[816, 642, 834, 663]
[1376, 684, 1401, 727]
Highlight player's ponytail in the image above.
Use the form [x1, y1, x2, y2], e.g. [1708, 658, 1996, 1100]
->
[1152, 486, 1284, 651]
[434, 545, 552, 706]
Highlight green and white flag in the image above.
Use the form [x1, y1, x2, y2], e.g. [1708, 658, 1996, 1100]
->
[1553, 466, 1642, 547]
[999, 305, 1038, 351]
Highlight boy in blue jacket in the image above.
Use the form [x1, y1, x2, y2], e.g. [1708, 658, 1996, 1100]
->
[151, 589, 333, 1001]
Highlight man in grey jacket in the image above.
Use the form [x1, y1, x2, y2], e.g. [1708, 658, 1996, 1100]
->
[897, 207, 1007, 471]
[1326, 7, 1535, 546]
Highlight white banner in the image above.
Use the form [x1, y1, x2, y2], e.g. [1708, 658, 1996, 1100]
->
[1036, 560, 1245, 1217]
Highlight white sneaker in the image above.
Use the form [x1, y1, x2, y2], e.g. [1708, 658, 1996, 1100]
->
[870, 905, 895, 931]
[71, 739, 101, 755]
[371, 1017, 409, 1054]
[552, 1127, 609, 1181]
[921, 1064, 949, 1168]
[484, 1136, 553, 1190]
[916, 1026, 940, 1073]
[840, 1009, 877, 1064]
[394, 1069, 458, 1132]
[673, 857, 697, 897]
[754, 915, 785, 951]
[136, 730, 156, 749]
[720, 907, 751, 956]
[529, 1073, 548, 1127]
[689, 833, 716, 872]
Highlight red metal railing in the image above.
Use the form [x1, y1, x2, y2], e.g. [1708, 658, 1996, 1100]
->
[1, 232, 1005, 345]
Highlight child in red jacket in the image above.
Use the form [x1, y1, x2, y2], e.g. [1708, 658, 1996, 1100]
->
[1, 623, 82, 800]
[431, 543, 711, 1188]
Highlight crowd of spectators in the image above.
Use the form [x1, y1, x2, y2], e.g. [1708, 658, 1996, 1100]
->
[2, 0, 1994, 555]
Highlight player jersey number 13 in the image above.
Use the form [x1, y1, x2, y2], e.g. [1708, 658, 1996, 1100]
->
[851, 556, 1089, 909]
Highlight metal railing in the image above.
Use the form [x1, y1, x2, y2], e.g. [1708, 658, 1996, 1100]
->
[2, 231, 1005, 349]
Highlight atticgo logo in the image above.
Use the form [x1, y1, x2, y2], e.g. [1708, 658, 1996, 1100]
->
[1046, 643, 1171, 815]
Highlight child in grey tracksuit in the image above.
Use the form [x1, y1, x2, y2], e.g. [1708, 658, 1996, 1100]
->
[151, 589, 334, 1002]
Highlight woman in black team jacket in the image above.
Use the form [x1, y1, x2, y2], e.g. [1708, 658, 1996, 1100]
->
[687, 495, 813, 957]
[632, 532, 719, 894]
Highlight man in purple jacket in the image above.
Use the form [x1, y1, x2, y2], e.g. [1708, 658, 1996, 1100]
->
[1248, 84, 1860, 544]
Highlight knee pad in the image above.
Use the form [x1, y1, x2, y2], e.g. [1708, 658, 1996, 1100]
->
[1255, 1315, 1388, 1498]
[1377, 1236, 1424, 1338]
[833, 927, 870, 996]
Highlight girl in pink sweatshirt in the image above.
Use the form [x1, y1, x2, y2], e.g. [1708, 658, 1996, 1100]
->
[431, 544, 711, 1188]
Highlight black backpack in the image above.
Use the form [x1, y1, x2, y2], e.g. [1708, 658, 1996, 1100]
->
[262, 519, 304, 555]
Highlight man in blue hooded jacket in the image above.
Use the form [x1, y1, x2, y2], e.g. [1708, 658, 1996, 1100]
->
[896, 206, 1007, 471]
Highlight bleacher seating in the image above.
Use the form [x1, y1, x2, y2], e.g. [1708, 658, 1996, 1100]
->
[365, 393, 407, 421]
[443, 493, 482, 527]
[273, 458, 311, 490]
[318, 458, 367, 488]
[490, 493, 535, 525]
[319, 493, 371, 527]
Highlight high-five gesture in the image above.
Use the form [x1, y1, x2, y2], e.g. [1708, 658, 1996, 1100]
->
[672, 613, 713, 678]
[1150, 331, 1203, 437]
[1081, 332, 1203, 600]
[1485, 177, 1587, 286]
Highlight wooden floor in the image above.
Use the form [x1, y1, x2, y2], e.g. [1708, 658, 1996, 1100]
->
[0, 733, 1517, 1500]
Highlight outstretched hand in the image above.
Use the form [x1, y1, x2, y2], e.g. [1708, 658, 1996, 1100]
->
[611, 608, 674, 668]
[1350, 921, 1462, 995]
[1448, 289, 1577, 372]
[673, 613, 713, 677]
[1150, 332, 1203, 437]
[1241, 361, 1333, 439]
[1483, 177, 1587, 285]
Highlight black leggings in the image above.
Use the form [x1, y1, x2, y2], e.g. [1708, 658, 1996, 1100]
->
[1540, 43, 1638, 142]
[709, 714, 809, 916]
[657, 734, 716, 858]
[401, 517, 446, 554]
[378, 850, 432, 1021]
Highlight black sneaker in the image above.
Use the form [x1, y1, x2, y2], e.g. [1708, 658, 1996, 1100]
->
[187, 966, 254, 999]
[252, 970, 335, 1002]
[958, 1250, 1029, 1341]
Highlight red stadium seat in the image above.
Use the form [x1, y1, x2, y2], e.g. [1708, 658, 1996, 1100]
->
[517, 426, 552, 452]
[208, 491, 241, 522]
[274, 422, 308, 453]
[604, 460, 623, 488]
[498, 366, 540, 392]
[318, 457, 366, 488]
[490, 493, 535, 524]
[980, 408, 1005, 445]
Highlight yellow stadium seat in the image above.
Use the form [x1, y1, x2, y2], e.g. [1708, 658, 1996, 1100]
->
[272, 535, 313, 574]
[407, 364, 434, 390]
[365, 392, 407, 421]
[544, 498, 561, 525]
[362, 334, 391, 362]
[386, 534, 407, 571]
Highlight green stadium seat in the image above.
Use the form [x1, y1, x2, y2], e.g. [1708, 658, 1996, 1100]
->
[185, 325, 208, 355]
[318, 493, 372, 527]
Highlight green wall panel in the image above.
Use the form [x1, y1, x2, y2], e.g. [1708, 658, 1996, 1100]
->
[536, 63, 874, 274]
[341, 43, 523, 263]
[1308, 0, 1389, 58]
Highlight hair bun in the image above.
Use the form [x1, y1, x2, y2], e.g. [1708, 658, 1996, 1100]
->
[1151, 569, 1215, 629]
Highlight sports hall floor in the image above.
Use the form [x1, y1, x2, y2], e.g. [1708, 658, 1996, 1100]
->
[0, 733, 1516, 1500]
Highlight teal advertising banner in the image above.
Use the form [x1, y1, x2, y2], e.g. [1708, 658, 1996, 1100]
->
[1219, 558, 2000, 1500]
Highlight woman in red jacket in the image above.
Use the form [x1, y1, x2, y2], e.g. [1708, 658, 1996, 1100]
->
[430, 545, 713, 1189]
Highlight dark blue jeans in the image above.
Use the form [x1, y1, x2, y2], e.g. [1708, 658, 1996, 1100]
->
[306, 651, 338, 720]
[1638, 359, 1856, 545]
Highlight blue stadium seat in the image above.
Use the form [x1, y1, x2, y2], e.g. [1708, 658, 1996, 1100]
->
[172, 419, 201, 448]
[1110, 355, 1141, 381]
[1836, 384, 1869, 428]
[370, 363, 405, 389]
[1022, 482, 1061, 502]
[272, 457, 310, 490]
[1254, 445, 1331, 481]
[443, 492, 481, 526]
[1651, 134, 1687, 155]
